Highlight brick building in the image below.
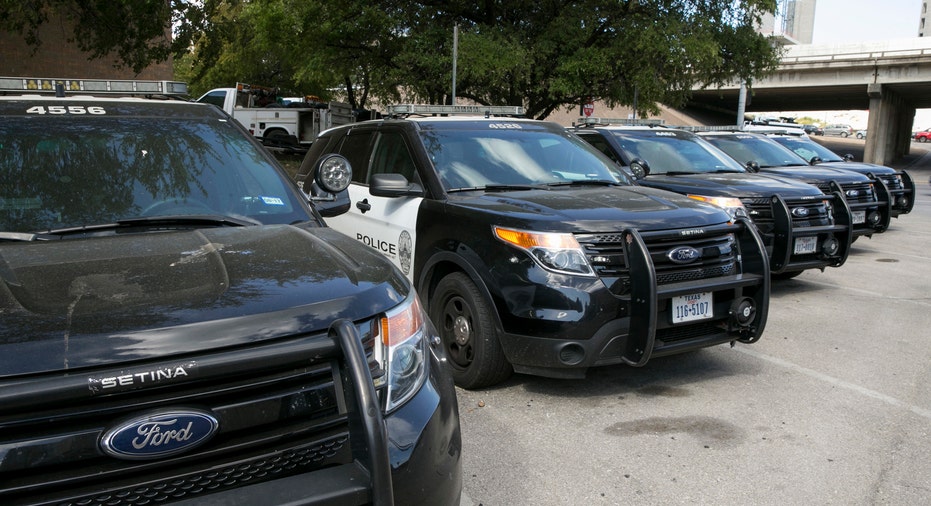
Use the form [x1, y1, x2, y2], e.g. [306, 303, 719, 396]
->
[0, 11, 173, 80]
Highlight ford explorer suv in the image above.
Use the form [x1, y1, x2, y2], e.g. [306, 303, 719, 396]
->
[297, 104, 770, 389]
[0, 77, 461, 506]
[766, 132, 915, 218]
[572, 120, 852, 280]
[696, 130, 891, 240]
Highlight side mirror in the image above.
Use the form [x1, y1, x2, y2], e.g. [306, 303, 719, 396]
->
[628, 158, 650, 179]
[810, 156, 822, 165]
[745, 161, 760, 173]
[370, 173, 423, 197]
[843, 154, 855, 162]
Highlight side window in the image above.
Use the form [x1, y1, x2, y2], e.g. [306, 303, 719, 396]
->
[370, 131, 419, 184]
[199, 90, 227, 109]
[579, 133, 620, 163]
[335, 131, 374, 184]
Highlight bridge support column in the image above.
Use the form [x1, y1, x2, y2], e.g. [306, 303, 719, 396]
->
[865, 84, 913, 166]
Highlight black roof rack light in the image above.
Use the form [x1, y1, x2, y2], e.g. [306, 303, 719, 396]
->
[0, 77, 188, 97]
[386, 104, 525, 118]
[573, 117, 665, 128]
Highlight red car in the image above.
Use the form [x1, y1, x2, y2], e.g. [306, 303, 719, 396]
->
[914, 128, 931, 142]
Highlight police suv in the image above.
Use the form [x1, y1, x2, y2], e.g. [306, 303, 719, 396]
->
[697, 130, 892, 240]
[765, 132, 915, 218]
[298, 104, 770, 389]
[0, 78, 461, 505]
[571, 119, 853, 279]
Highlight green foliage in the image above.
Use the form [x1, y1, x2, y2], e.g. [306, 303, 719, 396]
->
[1, 0, 201, 74]
[4, 0, 782, 118]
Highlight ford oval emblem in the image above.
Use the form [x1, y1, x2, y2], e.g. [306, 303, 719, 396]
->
[791, 207, 810, 218]
[100, 409, 219, 460]
[667, 246, 701, 264]
[846, 189, 860, 198]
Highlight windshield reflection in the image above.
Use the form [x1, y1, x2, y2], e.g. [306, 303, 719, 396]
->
[1, 116, 308, 233]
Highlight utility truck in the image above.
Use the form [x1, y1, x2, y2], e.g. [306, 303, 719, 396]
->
[196, 83, 355, 151]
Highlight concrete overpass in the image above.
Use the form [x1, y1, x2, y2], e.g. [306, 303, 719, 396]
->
[687, 38, 931, 166]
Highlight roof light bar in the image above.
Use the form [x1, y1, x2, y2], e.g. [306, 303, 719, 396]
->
[0, 77, 188, 96]
[388, 104, 525, 117]
[576, 117, 665, 127]
[674, 125, 744, 132]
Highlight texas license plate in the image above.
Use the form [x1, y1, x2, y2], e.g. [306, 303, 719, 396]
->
[672, 292, 713, 324]
[852, 210, 865, 224]
[794, 236, 818, 254]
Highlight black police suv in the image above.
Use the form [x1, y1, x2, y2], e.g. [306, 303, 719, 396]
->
[572, 121, 852, 279]
[0, 78, 461, 506]
[297, 104, 770, 390]
[697, 130, 892, 240]
[766, 132, 915, 218]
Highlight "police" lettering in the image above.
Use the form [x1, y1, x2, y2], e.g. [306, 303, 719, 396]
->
[357, 233, 397, 255]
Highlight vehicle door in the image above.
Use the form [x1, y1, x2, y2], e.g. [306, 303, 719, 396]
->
[326, 127, 424, 280]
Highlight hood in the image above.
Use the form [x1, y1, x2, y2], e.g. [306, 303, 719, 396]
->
[449, 184, 730, 231]
[0, 225, 408, 377]
[758, 166, 871, 185]
[640, 172, 823, 198]
[815, 161, 897, 175]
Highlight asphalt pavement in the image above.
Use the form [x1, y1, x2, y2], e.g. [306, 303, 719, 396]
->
[457, 137, 931, 506]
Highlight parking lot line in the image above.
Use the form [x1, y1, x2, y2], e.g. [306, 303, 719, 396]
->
[734, 346, 931, 421]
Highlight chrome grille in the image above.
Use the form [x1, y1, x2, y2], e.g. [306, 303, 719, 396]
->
[0, 324, 379, 506]
[877, 174, 903, 191]
[740, 197, 833, 234]
[576, 229, 738, 296]
[816, 182, 875, 204]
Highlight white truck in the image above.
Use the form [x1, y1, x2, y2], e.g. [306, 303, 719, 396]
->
[196, 83, 355, 151]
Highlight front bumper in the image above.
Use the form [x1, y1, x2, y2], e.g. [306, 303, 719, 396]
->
[493, 219, 770, 379]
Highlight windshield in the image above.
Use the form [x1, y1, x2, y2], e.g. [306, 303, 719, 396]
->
[418, 124, 631, 190]
[702, 135, 810, 169]
[769, 136, 844, 163]
[1, 112, 310, 234]
[607, 130, 746, 174]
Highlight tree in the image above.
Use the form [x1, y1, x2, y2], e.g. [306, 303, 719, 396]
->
[389, 0, 783, 119]
[5, 0, 782, 119]
[1, 0, 204, 74]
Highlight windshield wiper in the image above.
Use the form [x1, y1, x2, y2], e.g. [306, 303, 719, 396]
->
[117, 215, 260, 227]
[30, 215, 260, 239]
[544, 179, 622, 187]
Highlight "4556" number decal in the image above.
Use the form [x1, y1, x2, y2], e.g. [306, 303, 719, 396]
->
[26, 106, 106, 115]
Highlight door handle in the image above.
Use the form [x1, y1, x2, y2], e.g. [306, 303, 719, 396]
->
[356, 198, 372, 214]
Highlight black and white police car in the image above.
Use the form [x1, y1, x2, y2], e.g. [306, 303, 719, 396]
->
[298, 104, 771, 389]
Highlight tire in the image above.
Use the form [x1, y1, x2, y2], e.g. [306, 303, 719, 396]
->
[263, 129, 293, 147]
[919, 137, 928, 143]
[430, 272, 512, 389]
[841, 132, 849, 138]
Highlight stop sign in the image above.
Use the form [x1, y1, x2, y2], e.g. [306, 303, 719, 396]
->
[583, 102, 594, 117]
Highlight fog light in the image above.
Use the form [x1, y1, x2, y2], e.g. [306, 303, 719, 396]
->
[821, 236, 839, 256]
[897, 196, 909, 208]
[867, 211, 881, 225]
[730, 297, 756, 327]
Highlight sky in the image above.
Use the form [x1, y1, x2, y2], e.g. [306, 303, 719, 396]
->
[762, 0, 929, 128]
[811, 0, 923, 44]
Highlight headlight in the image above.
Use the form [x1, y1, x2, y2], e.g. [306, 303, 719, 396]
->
[688, 195, 749, 220]
[494, 226, 595, 276]
[375, 293, 428, 413]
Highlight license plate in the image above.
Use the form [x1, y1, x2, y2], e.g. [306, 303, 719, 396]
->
[672, 292, 713, 324]
[852, 210, 865, 224]
[794, 236, 818, 254]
